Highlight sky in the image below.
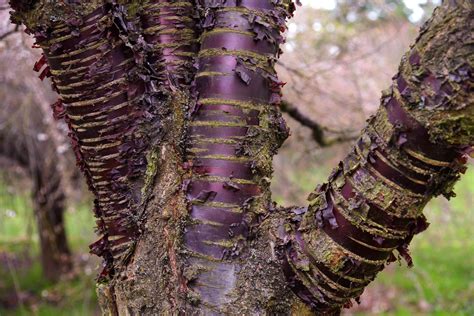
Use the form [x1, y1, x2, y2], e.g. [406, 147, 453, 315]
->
[300, 0, 440, 22]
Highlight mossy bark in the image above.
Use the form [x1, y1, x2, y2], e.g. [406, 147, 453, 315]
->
[8, 0, 473, 314]
[270, 1, 473, 314]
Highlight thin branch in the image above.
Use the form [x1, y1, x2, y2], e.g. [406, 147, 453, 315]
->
[278, 34, 397, 79]
[0, 25, 19, 40]
[280, 100, 358, 146]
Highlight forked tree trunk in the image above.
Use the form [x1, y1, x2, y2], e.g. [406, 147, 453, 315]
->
[9, 0, 472, 314]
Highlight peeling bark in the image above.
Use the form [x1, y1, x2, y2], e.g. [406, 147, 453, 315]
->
[182, 1, 292, 313]
[271, 1, 473, 314]
[8, 0, 473, 314]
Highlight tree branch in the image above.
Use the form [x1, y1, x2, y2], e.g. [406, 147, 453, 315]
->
[0, 25, 19, 41]
[273, 1, 473, 313]
[280, 100, 358, 146]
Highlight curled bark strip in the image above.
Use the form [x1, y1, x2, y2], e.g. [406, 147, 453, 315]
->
[276, 2, 473, 313]
[20, 3, 166, 277]
[33, 6, 151, 275]
[141, 0, 198, 89]
[14, 0, 200, 279]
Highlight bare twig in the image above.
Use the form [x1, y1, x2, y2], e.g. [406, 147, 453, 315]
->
[0, 0, 10, 10]
[278, 34, 397, 79]
[0, 25, 19, 41]
[280, 100, 358, 146]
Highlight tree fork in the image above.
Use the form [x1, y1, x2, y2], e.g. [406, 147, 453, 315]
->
[8, 0, 473, 314]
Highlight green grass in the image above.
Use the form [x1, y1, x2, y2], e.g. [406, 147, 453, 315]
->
[0, 183, 36, 253]
[0, 179, 96, 251]
[373, 169, 474, 315]
[0, 267, 98, 316]
[0, 179, 98, 316]
[63, 202, 97, 251]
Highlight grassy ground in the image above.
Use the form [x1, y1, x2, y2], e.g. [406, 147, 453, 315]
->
[0, 181, 99, 316]
[0, 169, 472, 315]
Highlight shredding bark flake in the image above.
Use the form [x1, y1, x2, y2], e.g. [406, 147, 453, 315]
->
[9, 0, 198, 279]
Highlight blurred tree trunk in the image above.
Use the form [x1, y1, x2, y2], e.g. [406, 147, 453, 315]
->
[31, 152, 72, 281]
[0, 132, 72, 282]
[8, 0, 472, 314]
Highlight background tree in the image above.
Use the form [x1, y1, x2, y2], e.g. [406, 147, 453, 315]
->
[7, 0, 473, 314]
[0, 29, 73, 281]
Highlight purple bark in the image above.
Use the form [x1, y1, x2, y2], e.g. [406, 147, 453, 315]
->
[182, 1, 293, 310]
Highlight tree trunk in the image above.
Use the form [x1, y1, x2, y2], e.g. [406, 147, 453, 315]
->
[9, 0, 472, 314]
[0, 132, 72, 282]
[31, 156, 72, 281]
